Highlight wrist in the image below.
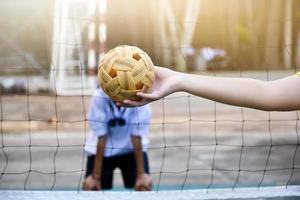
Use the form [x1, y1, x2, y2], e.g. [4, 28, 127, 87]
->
[92, 174, 100, 180]
[174, 71, 186, 92]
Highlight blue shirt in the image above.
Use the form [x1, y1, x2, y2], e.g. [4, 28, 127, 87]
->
[84, 88, 151, 157]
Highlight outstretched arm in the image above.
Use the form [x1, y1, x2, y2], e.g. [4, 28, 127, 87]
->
[180, 72, 300, 111]
[131, 135, 152, 191]
[119, 67, 300, 111]
[83, 135, 107, 190]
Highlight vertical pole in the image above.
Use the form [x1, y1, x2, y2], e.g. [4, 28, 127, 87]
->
[87, 0, 97, 76]
[176, 0, 200, 71]
[162, 0, 182, 70]
[98, 0, 107, 65]
[50, 0, 61, 92]
[284, 0, 292, 69]
[158, 0, 171, 67]
[57, 0, 68, 93]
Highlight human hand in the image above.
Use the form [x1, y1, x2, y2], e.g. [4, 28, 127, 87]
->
[118, 66, 181, 107]
[82, 175, 101, 191]
[134, 174, 152, 191]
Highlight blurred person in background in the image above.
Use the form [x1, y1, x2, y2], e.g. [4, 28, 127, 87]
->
[82, 87, 152, 191]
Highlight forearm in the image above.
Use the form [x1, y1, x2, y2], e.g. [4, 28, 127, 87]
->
[131, 135, 152, 191]
[131, 136, 145, 175]
[178, 73, 272, 110]
[93, 135, 107, 180]
[177, 73, 300, 111]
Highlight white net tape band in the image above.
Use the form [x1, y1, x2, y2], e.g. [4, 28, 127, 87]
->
[1, 186, 300, 200]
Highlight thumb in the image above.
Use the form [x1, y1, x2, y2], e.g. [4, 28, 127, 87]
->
[137, 92, 160, 100]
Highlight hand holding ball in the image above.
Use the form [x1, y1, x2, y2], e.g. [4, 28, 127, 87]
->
[98, 45, 154, 101]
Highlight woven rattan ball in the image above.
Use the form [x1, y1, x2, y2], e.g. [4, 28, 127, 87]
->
[98, 45, 155, 101]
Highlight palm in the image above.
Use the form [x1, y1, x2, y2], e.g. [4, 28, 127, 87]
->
[148, 68, 173, 98]
[119, 66, 178, 107]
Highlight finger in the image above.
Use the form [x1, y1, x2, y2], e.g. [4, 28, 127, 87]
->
[140, 183, 151, 191]
[136, 92, 159, 100]
[135, 186, 146, 191]
[116, 101, 138, 107]
[96, 183, 101, 190]
[116, 99, 143, 107]
[82, 181, 90, 191]
[141, 186, 150, 191]
[123, 99, 144, 106]
[148, 182, 153, 191]
[83, 184, 91, 191]
[122, 99, 148, 107]
[82, 183, 87, 191]
[134, 185, 139, 191]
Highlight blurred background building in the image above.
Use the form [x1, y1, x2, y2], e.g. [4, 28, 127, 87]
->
[0, 0, 300, 94]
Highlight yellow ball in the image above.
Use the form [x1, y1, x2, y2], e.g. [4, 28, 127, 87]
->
[98, 45, 155, 101]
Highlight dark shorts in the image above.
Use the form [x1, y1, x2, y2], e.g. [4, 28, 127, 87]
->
[85, 152, 150, 189]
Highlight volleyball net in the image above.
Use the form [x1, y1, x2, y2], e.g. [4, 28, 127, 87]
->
[1, 0, 300, 199]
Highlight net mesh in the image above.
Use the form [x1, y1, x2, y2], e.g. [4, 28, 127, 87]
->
[0, 0, 300, 199]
